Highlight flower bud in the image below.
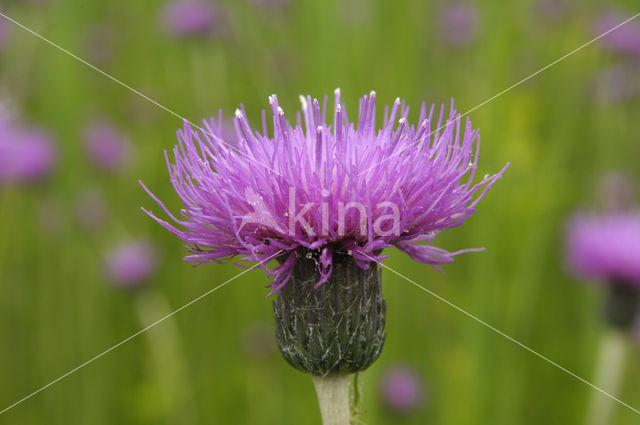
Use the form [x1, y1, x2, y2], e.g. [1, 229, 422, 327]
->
[273, 252, 386, 376]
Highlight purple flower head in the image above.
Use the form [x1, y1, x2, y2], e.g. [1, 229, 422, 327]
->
[380, 365, 426, 414]
[161, 0, 223, 39]
[84, 119, 131, 172]
[593, 11, 640, 55]
[141, 90, 507, 293]
[106, 240, 157, 288]
[438, 4, 479, 47]
[213, 114, 237, 145]
[566, 212, 640, 287]
[0, 122, 57, 184]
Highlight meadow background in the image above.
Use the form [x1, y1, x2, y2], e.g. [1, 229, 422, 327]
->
[1, 0, 640, 424]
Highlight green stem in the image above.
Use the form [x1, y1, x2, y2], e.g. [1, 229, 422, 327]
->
[586, 329, 628, 425]
[313, 374, 352, 425]
[351, 372, 363, 420]
[135, 290, 198, 425]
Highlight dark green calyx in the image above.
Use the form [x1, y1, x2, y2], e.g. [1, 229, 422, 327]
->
[604, 281, 639, 330]
[273, 252, 386, 377]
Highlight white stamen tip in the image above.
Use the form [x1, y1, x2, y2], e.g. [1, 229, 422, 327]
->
[394, 97, 401, 104]
[334, 88, 341, 95]
[399, 117, 407, 124]
[336, 104, 342, 112]
[299, 95, 308, 110]
[235, 109, 243, 118]
[370, 90, 376, 97]
[268, 95, 275, 104]
[277, 106, 285, 115]
[317, 125, 323, 132]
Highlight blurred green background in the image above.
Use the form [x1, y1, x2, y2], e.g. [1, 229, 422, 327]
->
[1, 0, 640, 424]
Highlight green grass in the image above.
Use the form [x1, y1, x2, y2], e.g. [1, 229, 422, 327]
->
[1, 0, 640, 423]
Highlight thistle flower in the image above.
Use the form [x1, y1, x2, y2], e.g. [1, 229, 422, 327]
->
[0, 121, 57, 184]
[566, 213, 640, 287]
[142, 91, 506, 291]
[566, 212, 640, 328]
[592, 10, 640, 56]
[142, 90, 506, 390]
[380, 365, 426, 414]
[161, 0, 223, 39]
[437, 4, 480, 48]
[84, 119, 131, 172]
[106, 240, 157, 288]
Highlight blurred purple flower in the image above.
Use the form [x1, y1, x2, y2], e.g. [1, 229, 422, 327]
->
[106, 240, 157, 287]
[438, 4, 479, 47]
[75, 188, 108, 231]
[593, 11, 640, 55]
[592, 63, 640, 104]
[566, 213, 640, 287]
[161, 0, 223, 39]
[141, 91, 507, 293]
[0, 122, 57, 184]
[380, 365, 426, 414]
[84, 119, 131, 172]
